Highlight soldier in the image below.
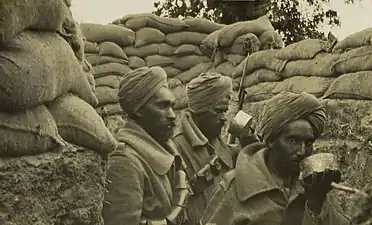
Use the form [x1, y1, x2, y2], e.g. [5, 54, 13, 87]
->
[102, 67, 189, 225]
[200, 91, 350, 225]
[172, 72, 238, 225]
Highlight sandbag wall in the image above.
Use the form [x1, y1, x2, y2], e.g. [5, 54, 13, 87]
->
[0, 2, 117, 225]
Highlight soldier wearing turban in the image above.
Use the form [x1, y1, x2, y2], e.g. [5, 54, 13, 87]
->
[103, 67, 190, 225]
[173, 72, 239, 225]
[200, 92, 350, 225]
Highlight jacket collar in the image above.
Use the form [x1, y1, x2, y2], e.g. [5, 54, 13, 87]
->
[180, 112, 234, 168]
[116, 119, 177, 175]
[235, 148, 304, 202]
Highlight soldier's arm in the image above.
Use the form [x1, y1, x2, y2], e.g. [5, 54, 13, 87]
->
[102, 153, 144, 225]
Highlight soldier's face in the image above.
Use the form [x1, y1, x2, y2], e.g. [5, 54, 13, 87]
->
[137, 86, 176, 144]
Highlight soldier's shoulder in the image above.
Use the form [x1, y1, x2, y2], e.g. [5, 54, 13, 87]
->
[109, 142, 141, 162]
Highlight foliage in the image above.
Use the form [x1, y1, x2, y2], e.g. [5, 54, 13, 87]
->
[153, 0, 356, 45]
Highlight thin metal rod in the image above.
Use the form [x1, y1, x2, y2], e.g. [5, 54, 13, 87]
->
[331, 182, 368, 197]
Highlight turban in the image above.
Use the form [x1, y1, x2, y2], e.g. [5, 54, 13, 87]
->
[259, 92, 326, 143]
[118, 66, 168, 114]
[186, 72, 233, 113]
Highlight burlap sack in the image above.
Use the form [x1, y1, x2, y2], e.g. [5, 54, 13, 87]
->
[85, 70, 96, 93]
[175, 62, 213, 83]
[170, 84, 188, 110]
[259, 30, 284, 50]
[173, 55, 211, 71]
[323, 71, 372, 100]
[0, 0, 68, 43]
[85, 54, 128, 66]
[225, 54, 246, 66]
[200, 29, 222, 57]
[281, 53, 340, 78]
[226, 33, 261, 55]
[92, 62, 131, 78]
[333, 27, 372, 52]
[332, 46, 372, 74]
[124, 43, 176, 57]
[96, 103, 123, 117]
[145, 55, 174, 67]
[237, 69, 281, 88]
[244, 82, 277, 102]
[233, 50, 287, 78]
[216, 15, 274, 48]
[113, 13, 189, 33]
[129, 56, 146, 69]
[210, 61, 236, 77]
[134, 27, 165, 48]
[0, 31, 98, 111]
[165, 32, 208, 46]
[163, 66, 182, 78]
[275, 39, 328, 61]
[99, 41, 128, 60]
[48, 95, 118, 155]
[173, 44, 203, 57]
[95, 86, 119, 106]
[95, 75, 121, 89]
[84, 41, 99, 53]
[0, 104, 65, 157]
[183, 16, 225, 34]
[80, 23, 134, 47]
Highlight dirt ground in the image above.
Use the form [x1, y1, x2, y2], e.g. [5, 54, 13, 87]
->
[0, 145, 107, 225]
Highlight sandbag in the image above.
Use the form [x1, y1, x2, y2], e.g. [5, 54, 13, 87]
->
[175, 62, 213, 83]
[145, 55, 174, 67]
[323, 71, 372, 100]
[135, 27, 165, 48]
[163, 66, 182, 78]
[332, 46, 372, 74]
[183, 17, 225, 34]
[48, 95, 117, 155]
[276, 39, 329, 61]
[244, 82, 277, 102]
[95, 86, 119, 106]
[80, 23, 134, 47]
[85, 54, 128, 66]
[170, 84, 188, 109]
[96, 103, 123, 116]
[124, 43, 176, 57]
[84, 66, 96, 93]
[0, 104, 65, 157]
[233, 50, 287, 78]
[173, 44, 203, 57]
[99, 41, 128, 60]
[92, 62, 131, 78]
[84, 41, 99, 53]
[0, 31, 98, 111]
[237, 69, 281, 88]
[281, 53, 340, 78]
[0, 0, 68, 43]
[259, 30, 284, 50]
[225, 54, 246, 66]
[129, 56, 146, 69]
[113, 13, 189, 33]
[173, 55, 211, 71]
[333, 27, 372, 52]
[59, 13, 85, 62]
[210, 61, 236, 77]
[215, 16, 274, 48]
[95, 75, 121, 89]
[226, 33, 261, 55]
[165, 31, 208, 46]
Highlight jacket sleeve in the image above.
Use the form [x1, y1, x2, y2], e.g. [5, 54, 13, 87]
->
[301, 193, 350, 225]
[102, 152, 144, 225]
[200, 184, 237, 225]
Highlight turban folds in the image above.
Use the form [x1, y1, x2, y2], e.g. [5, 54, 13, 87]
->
[186, 72, 233, 113]
[118, 66, 168, 114]
[259, 92, 326, 143]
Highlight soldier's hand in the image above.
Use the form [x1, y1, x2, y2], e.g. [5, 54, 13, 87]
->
[302, 169, 341, 199]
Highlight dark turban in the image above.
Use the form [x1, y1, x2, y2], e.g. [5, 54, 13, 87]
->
[118, 66, 168, 114]
[259, 92, 326, 143]
[186, 72, 233, 113]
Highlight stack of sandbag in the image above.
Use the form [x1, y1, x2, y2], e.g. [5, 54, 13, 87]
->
[322, 27, 372, 101]
[202, 16, 284, 78]
[0, 2, 117, 224]
[80, 23, 134, 118]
